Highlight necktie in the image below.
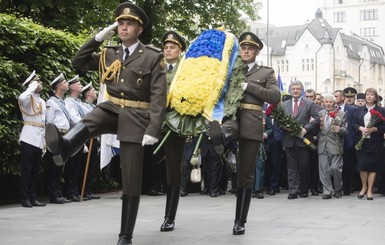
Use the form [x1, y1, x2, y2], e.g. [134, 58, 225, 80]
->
[168, 64, 173, 72]
[124, 48, 130, 61]
[293, 99, 299, 116]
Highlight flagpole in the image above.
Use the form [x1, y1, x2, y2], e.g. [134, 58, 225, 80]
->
[266, 0, 270, 67]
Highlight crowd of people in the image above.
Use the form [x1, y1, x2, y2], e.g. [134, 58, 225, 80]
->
[17, 1, 385, 244]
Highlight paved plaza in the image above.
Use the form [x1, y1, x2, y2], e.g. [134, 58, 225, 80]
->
[1, 190, 385, 245]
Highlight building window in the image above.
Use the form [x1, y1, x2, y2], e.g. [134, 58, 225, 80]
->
[360, 9, 378, 20]
[302, 59, 314, 72]
[360, 27, 377, 37]
[333, 11, 346, 22]
[285, 60, 289, 72]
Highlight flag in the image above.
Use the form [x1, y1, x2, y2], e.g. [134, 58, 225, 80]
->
[277, 70, 284, 92]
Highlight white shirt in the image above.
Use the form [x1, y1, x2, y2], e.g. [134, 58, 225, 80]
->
[18, 83, 46, 149]
[247, 62, 256, 72]
[65, 96, 84, 124]
[122, 41, 139, 60]
[46, 96, 71, 131]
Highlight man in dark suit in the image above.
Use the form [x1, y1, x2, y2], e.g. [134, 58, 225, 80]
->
[45, 3, 167, 244]
[335, 88, 357, 195]
[281, 81, 319, 199]
[232, 32, 281, 236]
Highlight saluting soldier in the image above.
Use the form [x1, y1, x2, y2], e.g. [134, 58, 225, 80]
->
[63, 75, 84, 202]
[45, 73, 72, 204]
[18, 71, 46, 208]
[45, 2, 166, 245]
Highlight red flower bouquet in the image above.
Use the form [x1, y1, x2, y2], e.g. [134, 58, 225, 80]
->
[266, 104, 317, 150]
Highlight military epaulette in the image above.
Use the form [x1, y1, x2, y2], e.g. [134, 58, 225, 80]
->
[104, 44, 120, 49]
[145, 45, 161, 52]
[258, 65, 272, 69]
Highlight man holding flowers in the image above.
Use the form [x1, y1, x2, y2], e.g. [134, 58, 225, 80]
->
[317, 94, 347, 199]
[281, 81, 320, 199]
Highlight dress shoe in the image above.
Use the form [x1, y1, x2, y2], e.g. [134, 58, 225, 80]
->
[357, 193, 365, 199]
[311, 189, 319, 196]
[210, 192, 218, 197]
[21, 199, 33, 208]
[233, 221, 245, 235]
[50, 197, 65, 204]
[299, 193, 308, 198]
[255, 192, 264, 199]
[266, 189, 276, 195]
[288, 194, 297, 199]
[229, 188, 237, 194]
[69, 196, 81, 202]
[59, 197, 71, 203]
[180, 191, 188, 197]
[333, 192, 342, 198]
[322, 194, 332, 199]
[149, 188, 159, 196]
[367, 196, 374, 200]
[218, 189, 226, 195]
[160, 218, 175, 232]
[200, 188, 209, 195]
[89, 194, 100, 199]
[30, 199, 46, 207]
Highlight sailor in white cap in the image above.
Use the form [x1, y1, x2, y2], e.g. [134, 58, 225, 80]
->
[18, 70, 46, 208]
[79, 82, 100, 200]
[45, 73, 72, 204]
[63, 74, 85, 202]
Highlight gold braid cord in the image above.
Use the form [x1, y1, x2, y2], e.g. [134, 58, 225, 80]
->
[99, 48, 122, 84]
[18, 96, 43, 116]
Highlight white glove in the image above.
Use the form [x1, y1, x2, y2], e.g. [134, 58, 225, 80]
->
[28, 80, 39, 92]
[95, 22, 119, 42]
[142, 135, 159, 146]
[241, 82, 248, 91]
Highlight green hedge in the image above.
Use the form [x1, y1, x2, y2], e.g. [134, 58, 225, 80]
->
[0, 13, 98, 180]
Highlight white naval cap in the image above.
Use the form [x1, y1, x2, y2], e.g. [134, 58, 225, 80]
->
[50, 73, 66, 88]
[23, 70, 39, 86]
[81, 82, 93, 96]
[68, 74, 80, 85]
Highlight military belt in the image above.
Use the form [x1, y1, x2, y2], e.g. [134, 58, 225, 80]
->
[109, 96, 150, 109]
[23, 121, 45, 128]
[240, 103, 262, 111]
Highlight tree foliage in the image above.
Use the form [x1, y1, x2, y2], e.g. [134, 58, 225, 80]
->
[0, 13, 99, 175]
[1, 0, 261, 45]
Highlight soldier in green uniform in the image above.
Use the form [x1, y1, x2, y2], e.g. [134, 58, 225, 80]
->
[45, 2, 167, 245]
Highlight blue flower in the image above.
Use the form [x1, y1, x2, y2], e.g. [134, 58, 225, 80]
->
[186, 29, 226, 61]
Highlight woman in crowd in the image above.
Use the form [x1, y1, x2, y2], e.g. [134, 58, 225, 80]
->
[353, 88, 385, 200]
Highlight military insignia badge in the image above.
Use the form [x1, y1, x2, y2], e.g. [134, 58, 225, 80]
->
[159, 59, 166, 71]
[136, 78, 143, 86]
[123, 8, 130, 14]
[246, 35, 251, 40]
[168, 34, 174, 39]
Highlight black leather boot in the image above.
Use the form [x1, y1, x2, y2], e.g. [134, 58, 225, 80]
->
[208, 120, 238, 155]
[117, 195, 140, 245]
[233, 188, 252, 235]
[160, 186, 180, 232]
[45, 122, 90, 166]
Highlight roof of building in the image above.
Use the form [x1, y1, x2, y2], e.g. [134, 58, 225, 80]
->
[254, 9, 385, 64]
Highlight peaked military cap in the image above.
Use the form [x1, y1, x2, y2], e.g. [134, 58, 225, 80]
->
[50, 73, 66, 88]
[356, 93, 365, 100]
[162, 31, 187, 51]
[343, 87, 357, 97]
[81, 82, 93, 96]
[379, 95, 383, 102]
[282, 94, 292, 102]
[115, 1, 149, 28]
[68, 75, 80, 85]
[23, 70, 40, 86]
[239, 32, 263, 50]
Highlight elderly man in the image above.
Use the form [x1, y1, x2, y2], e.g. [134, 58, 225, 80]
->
[317, 94, 347, 199]
[45, 2, 166, 244]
